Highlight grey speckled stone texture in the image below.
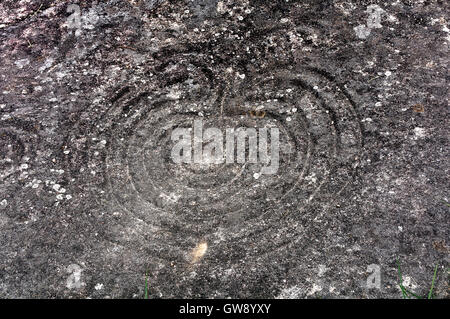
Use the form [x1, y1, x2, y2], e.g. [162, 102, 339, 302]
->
[0, 0, 448, 298]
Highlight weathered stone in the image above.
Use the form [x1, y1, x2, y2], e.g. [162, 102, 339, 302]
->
[0, 0, 448, 299]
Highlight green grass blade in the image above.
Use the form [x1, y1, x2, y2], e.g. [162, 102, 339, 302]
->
[144, 272, 149, 299]
[397, 258, 423, 299]
[404, 288, 422, 299]
[397, 259, 408, 298]
[427, 264, 439, 299]
[397, 259, 442, 299]
[400, 285, 409, 299]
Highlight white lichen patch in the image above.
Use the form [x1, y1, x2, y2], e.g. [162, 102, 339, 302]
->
[94, 283, 104, 290]
[166, 89, 182, 100]
[66, 264, 85, 289]
[15, 58, 30, 69]
[191, 242, 208, 264]
[318, 265, 327, 277]
[52, 184, 66, 193]
[159, 192, 180, 204]
[413, 127, 427, 139]
[398, 275, 418, 292]
[354, 5, 386, 39]
[307, 283, 323, 296]
[276, 286, 303, 299]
